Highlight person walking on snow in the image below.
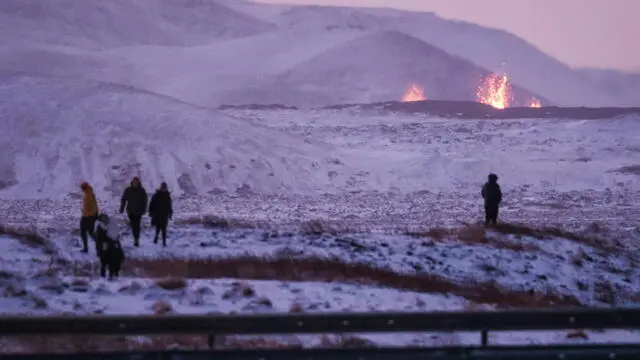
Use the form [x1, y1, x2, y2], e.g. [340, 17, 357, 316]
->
[79, 182, 99, 253]
[95, 213, 125, 279]
[481, 173, 503, 226]
[149, 182, 173, 247]
[119, 177, 148, 247]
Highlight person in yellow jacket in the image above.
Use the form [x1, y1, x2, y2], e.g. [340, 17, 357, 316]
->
[80, 181, 100, 253]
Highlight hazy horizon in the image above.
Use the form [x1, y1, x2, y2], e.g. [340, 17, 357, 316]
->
[255, 0, 639, 72]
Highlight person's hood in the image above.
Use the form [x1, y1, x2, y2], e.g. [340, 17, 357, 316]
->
[156, 182, 169, 194]
[488, 173, 499, 183]
[81, 182, 94, 194]
[130, 177, 142, 187]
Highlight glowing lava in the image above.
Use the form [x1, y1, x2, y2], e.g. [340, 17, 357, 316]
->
[528, 98, 542, 108]
[476, 73, 511, 109]
[402, 84, 426, 102]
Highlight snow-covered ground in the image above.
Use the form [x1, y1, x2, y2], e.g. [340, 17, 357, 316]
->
[1, 0, 639, 351]
[1, 103, 639, 347]
[3, 221, 640, 350]
[1, 102, 638, 240]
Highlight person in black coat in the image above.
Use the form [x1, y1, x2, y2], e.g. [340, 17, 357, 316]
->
[481, 173, 503, 226]
[148, 182, 173, 246]
[119, 176, 148, 247]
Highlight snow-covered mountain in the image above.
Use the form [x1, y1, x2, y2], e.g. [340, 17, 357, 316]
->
[0, 0, 276, 48]
[218, 30, 543, 107]
[0, 0, 635, 107]
[0, 71, 355, 199]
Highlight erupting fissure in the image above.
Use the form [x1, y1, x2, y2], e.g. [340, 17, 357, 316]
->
[476, 73, 511, 109]
[402, 84, 426, 102]
[400, 76, 541, 108]
[476, 73, 542, 109]
[528, 98, 542, 108]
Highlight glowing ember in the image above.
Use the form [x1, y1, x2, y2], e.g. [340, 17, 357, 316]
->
[528, 98, 542, 108]
[402, 84, 426, 102]
[476, 73, 511, 109]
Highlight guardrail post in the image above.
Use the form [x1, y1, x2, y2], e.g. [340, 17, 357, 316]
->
[481, 329, 489, 347]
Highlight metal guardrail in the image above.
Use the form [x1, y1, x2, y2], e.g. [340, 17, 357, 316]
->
[1, 307, 640, 359]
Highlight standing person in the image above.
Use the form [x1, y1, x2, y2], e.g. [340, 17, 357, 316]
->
[119, 177, 148, 247]
[149, 182, 173, 247]
[79, 182, 99, 253]
[481, 173, 503, 226]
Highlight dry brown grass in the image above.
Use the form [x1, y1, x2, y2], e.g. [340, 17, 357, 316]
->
[0, 224, 48, 250]
[3, 333, 376, 354]
[406, 222, 613, 252]
[566, 329, 589, 340]
[154, 277, 188, 291]
[221, 281, 256, 299]
[175, 215, 367, 236]
[151, 300, 174, 315]
[406, 224, 540, 252]
[318, 335, 377, 348]
[613, 165, 640, 175]
[175, 215, 258, 229]
[122, 256, 581, 308]
[4, 334, 213, 353]
[298, 220, 367, 236]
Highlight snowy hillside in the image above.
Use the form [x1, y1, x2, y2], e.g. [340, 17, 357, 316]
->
[267, 4, 635, 107]
[1, 103, 638, 242]
[0, 0, 635, 107]
[0, 0, 276, 48]
[0, 72, 356, 199]
[218, 30, 542, 107]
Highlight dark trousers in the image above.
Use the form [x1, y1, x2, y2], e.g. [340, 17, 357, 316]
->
[154, 223, 168, 246]
[484, 204, 499, 225]
[128, 213, 142, 246]
[100, 259, 121, 279]
[80, 215, 97, 251]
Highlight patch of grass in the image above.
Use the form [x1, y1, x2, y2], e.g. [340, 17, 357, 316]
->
[492, 223, 615, 251]
[406, 222, 614, 252]
[3, 334, 210, 353]
[127, 256, 581, 308]
[319, 335, 377, 348]
[298, 219, 366, 236]
[406, 224, 541, 252]
[3, 333, 376, 353]
[154, 277, 188, 291]
[0, 224, 48, 249]
[613, 165, 640, 175]
[175, 215, 258, 229]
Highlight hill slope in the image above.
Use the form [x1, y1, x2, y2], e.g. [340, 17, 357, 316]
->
[269, 4, 636, 107]
[0, 72, 354, 200]
[0, 0, 276, 48]
[0, 0, 636, 108]
[218, 30, 543, 107]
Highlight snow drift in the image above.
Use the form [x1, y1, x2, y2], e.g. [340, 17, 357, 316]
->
[0, 72, 355, 199]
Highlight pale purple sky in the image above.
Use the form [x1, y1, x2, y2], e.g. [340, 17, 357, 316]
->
[256, 0, 639, 72]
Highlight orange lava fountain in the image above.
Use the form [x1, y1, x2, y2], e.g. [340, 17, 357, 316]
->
[402, 84, 426, 102]
[476, 73, 511, 109]
[528, 98, 542, 108]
